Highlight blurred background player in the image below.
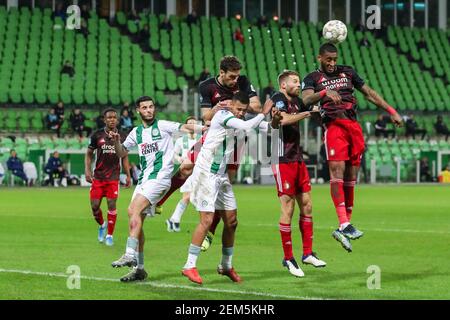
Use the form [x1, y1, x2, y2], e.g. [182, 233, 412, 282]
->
[166, 116, 200, 233]
[85, 108, 131, 246]
[302, 43, 403, 252]
[156, 55, 261, 251]
[181, 91, 268, 285]
[263, 70, 326, 278]
[110, 96, 203, 282]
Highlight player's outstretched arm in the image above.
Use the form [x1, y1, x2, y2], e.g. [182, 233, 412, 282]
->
[278, 111, 313, 126]
[302, 89, 342, 106]
[358, 84, 403, 127]
[226, 113, 265, 130]
[179, 123, 205, 134]
[109, 132, 129, 158]
[84, 148, 94, 183]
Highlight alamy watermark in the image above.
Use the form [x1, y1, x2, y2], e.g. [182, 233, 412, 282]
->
[366, 5, 382, 30]
[367, 265, 381, 290]
[66, 265, 81, 290]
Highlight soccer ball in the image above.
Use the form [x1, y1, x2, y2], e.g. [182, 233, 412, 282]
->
[322, 20, 347, 44]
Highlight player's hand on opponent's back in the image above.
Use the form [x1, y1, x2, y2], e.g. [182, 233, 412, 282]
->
[390, 112, 404, 127]
[326, 90, 342, 105]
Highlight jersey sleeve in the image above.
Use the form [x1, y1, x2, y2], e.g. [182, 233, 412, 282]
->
[239, 76, 258, 99]
[123, 128, 137, 151]
[88, 132, 98, 150]
[350, 68, 365, 89]
[199, 81, 212, 108]
[301, 73, 316, 91]
[159, 120, 183, 135]
[271, 93, 288, 112]
[226, 114, 265, 131]
[173, 137, 183, 156]
[217, 110, 236, 127]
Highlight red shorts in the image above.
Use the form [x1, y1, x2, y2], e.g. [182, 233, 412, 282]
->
[272, 161, 311, 197]
[90, 180, 119, 200]
[323, 119, 365, 167]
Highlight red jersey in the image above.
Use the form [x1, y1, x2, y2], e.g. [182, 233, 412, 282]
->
[270, 91, 308, 163]
[302, 65, 365, 124]
[88, 129, 126, 181]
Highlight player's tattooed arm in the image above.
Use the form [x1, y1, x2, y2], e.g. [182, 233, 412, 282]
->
[109, 132, 129, 158]
[358, 84, 403, 127]
[84, 148, 94, 183]
[121, 155, 132, 188]
[302, 89, 342, 105]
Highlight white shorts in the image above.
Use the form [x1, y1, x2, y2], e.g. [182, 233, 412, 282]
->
[183, 169, 237, 213]
[132, 179, 171, 207]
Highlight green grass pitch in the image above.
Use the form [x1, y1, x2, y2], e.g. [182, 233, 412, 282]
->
[0, 185, 449, 300]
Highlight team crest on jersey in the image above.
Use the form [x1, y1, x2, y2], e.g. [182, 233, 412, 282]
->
[201, 200, 208, 208]
[275, 101, 285, 109]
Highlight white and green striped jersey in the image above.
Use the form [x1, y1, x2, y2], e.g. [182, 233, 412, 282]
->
[123, 119, 182, 184]
[196, 110, 265, 175]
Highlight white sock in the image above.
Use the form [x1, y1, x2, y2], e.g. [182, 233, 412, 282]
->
[170, 200, 188, 223]
[125, 237, 138, 257]
[221, 247, 234, 269]
[339, 222, 350, 231]
[183, 244, 201, 269]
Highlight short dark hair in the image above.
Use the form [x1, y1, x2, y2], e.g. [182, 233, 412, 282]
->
[319, 43, 338, 55]
[102, 108, 117, 116]
[220, 56, 242, 73]
[277, 70, 300, 85]
[135, 96, 154, 108]
[231, 91, 249, 105]
[185, 116, 197, 124]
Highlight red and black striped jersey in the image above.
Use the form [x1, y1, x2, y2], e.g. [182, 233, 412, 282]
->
[302, 65, 365, 123]
[88, 129, 127, 181]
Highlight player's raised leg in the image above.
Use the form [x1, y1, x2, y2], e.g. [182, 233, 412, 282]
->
[296, 192, 326, 267]
[166, 191, 190, 232]
[343, 164, 358, 223]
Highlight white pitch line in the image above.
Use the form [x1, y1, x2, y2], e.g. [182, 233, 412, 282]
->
[1, 213, 448, 235]
[0, 268, 327, 300]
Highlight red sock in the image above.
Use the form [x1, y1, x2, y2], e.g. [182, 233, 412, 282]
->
[299, 215, 313, 256]
[330, 178, 348, 226]
[209, 212, 221, 234]
[107, 210, 117, 236]
[344, 180, 356, 222]
[93, 208, 104, 226]
[279, 223, 293, 260]
[157, 174, 186, 206]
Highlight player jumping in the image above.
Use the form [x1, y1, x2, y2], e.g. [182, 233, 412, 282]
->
[302, 43, 403, 252]
[85, 108, 131, 246]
